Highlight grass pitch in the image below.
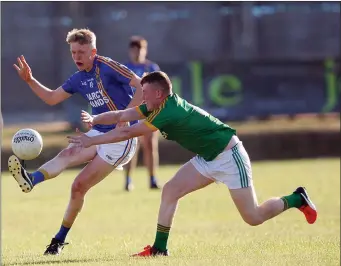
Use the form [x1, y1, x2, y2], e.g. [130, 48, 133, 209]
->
[1, 159, 340, 266]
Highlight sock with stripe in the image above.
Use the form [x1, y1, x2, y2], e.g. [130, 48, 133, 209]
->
[281, 193, 303, 210]
[30, 170, 48, 186]
[153, 224, 170, 251]
[55, 223, 71, 242]
[126, 176, 131, 185]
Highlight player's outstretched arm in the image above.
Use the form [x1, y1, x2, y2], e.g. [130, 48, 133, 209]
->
[127, 74, 143, 108]
[68, 121, 156, 148]
[81, 107, 146, 126]
[14, 55, 71, 105]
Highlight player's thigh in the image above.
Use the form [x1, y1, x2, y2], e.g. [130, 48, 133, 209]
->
[96, 137, 138, 170]
[59, 143, 97, 167]
[229, 185, 260, 222]
[72, 154, 115, 193]
[164, 161, 213, 199]
[143, 131, 158, 146]
[206, 142, 253, 190]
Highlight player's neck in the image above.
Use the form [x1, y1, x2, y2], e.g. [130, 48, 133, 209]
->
[85, 57, 96, 72]
[157, 93, 171, 106]
[132, 58, 146, 64]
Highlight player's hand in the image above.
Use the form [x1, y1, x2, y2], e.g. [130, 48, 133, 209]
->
[117, 121, 129, 128]
[13, 55, 33, 83]
[80, 110, 94, 129]
[67, 128, 93, 148]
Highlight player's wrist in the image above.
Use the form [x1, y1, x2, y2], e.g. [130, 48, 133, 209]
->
[92, 115, 98, 125]
[88, 136, 95, 147]
[26, 76, 35, 85]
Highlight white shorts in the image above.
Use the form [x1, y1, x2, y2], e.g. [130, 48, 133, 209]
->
[85, 129, 138, 170]
[190, 142, 252, 189]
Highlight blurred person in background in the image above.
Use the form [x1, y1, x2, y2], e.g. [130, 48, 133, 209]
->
[124, 36, 161, 192]
[9, 28, 142, 255]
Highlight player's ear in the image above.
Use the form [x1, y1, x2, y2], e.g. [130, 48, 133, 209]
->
[91, 48, 97, 57]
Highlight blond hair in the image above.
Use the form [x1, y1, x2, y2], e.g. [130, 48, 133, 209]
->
[66, 28, 96, 48]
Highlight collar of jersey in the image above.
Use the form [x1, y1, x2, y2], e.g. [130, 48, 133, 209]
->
[84, 55, 98, 75]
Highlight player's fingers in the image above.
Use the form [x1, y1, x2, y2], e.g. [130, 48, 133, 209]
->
[13, 64, 20, 72]
[67, 136, 81, 143]
[83, 117, 92, 123]
[81, 113, 91, 120]
[17, 57, 24, 69]
[80, 113, 89, 119]
[68, 139, 81, 145]
[21, 56, 30, 69]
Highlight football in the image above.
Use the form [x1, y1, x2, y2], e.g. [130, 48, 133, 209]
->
[11, 128, 43, 160]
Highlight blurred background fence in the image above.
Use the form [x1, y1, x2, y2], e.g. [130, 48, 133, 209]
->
[1, 1, 340, 123]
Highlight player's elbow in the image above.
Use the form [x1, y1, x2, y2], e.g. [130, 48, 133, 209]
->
[45, 99, 58, 106]
[45, 92, 61, 106]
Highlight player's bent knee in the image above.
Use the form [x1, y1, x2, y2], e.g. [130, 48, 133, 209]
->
[71, 180, 89, 198]
[241, 214, 264, 226]
[57, 147, 79, 164]
[162, 181, 185, 202]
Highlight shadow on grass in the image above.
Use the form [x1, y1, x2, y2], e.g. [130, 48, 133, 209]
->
[3, 257, 114, 266]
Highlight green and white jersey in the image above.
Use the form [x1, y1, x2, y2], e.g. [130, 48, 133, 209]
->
[136, 93, 236, 161]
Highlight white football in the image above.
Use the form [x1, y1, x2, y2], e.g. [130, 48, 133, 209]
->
[11, 128, 43, 160]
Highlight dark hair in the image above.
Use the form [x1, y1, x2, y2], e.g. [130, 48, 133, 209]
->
[129, 36, 148, 49]
[141, 71, 172, 93]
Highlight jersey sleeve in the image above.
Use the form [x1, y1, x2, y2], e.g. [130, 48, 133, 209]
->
[144, 105, 172, 130]
[106, 59, 135, 85]
[61, 73, 79, 94]
[150, 63, 160, 72]
[136, 104, 150, 117]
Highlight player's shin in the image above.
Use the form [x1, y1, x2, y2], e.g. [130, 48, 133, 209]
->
[256, 193, 303, 222]
[257, 197, 286, 221]
[34, 157, 69, 183]
[55, 197, 84, 242]
[153, 200, 178, 251]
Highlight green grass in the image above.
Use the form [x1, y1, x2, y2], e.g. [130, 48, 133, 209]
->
[2, 159, 340, 266]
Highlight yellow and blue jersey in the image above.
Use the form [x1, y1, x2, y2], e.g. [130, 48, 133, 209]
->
[62, 55, 137, 133]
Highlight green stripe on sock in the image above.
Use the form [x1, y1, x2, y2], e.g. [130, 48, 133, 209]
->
[157, 224, 170, 230]
[281, 193, 303, 210]
[282, 197, 289, 210]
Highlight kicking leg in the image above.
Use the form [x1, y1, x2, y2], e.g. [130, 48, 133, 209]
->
[44, 155, 114, 255]
[133, 161, 213, 256]
[8, 144, 97, 193]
